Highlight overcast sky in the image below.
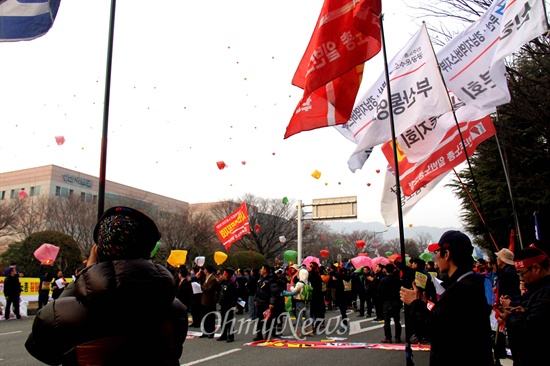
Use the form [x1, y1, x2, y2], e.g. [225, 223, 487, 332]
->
[0, 0, 472, 229]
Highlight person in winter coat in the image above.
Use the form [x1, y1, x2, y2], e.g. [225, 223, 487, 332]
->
[25, 206, 187, 366]
[253, 264, 284, 341]
[199, 264, 220, 338]
[217, 268, 238, 342]
[283, 268, 314, 338]
[498, 246, 550, 366]
[401, 230, 494, 366]
[3, 267, 22, 320]
[378, 264, 402, 343]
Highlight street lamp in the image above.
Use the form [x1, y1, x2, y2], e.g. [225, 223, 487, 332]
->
[370, 229, 388, 246]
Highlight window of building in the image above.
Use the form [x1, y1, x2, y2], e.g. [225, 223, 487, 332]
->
[81, 192, 86, 202]
[0, 191, 5, 200]
[69, 189, 74, 198]
[10, 189, 16, 199]
[92, 195, 97, 204]
[60, 187, 69, 197]
[55, 186, 61, 196]
[30, 186, 40, 196]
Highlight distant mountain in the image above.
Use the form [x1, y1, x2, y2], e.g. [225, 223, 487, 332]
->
[326, 221, 463, 243]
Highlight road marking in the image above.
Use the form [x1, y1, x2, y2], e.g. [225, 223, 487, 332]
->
[0, 331, 22, 336]
[180, 348, 241, 366]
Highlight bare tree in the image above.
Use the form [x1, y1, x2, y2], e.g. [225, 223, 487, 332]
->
[12, 195, 49, 239]
[0, 199, 24, 240]
[47, 196, 96, 255]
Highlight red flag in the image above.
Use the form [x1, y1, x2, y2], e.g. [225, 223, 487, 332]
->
[382, 115, 496, 196]
[509, 230, 515, 253]
[213, 202, 251, 251]
[285, 0, 382, 139]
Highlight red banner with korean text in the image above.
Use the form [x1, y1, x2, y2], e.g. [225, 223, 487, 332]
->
[382, 115, 496, 196]
[214, 202, 251, 251]
[285, 0, 382, 139]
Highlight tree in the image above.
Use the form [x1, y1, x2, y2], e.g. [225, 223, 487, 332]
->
[0, 230, 84, 277]
[223, 251, 268, 271]
[46, 196, 96, 255]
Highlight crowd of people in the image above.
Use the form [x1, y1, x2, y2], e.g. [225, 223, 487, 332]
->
[2, 205, 548, 366]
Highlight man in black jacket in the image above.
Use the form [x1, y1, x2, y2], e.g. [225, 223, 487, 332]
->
[3, 268, 21, 320]
[400, 230, 493, 366]
[253, 265, 283, 341]
[498, 246, 550, 366]
[25, 206, 187, 366]
[378, 264, 402, 343]
[218, 268, 237, 342]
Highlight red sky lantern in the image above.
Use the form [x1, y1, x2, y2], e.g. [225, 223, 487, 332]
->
[34, 243, 60, 265]
[216, 161, 226, 170]
[320, 249, 329, 258]
[254, 223, 261, 232]
[18, 190, 28, 199]
[355, 240, 366, 249]
[305, 224, 310, 230]
[55, 136, 65, 145]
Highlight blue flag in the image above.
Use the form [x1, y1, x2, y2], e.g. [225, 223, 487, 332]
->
[0, 0, 61, 42]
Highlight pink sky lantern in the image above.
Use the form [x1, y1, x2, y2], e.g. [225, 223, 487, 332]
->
[355, 240, 366, 249]
[216, 161, 227, 170]
[241, 161, 246, 165]
[18, 190, 28, 199]
[34, 243, 60, 265]
[350, 256, 373, 270]
[302, 256, 320, 267]
[320, 249, 329, 258]
[55, 136, 65, 145]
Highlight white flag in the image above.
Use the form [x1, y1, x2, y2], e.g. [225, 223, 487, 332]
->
[398, 97, 496, 163]
[380, 164, 448, 226]
[346, 23, 452, 172]
[438, 0, 509, 109]
[492, 0, 549, 68]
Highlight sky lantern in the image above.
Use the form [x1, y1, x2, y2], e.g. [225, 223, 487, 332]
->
[304, 224, 310, 230]
[283, 250, 297, 264]
[167, 250, 188, 268]
[254, 223, 261, 232]
[324, 182, 328, 186]
[282, 197, 289, 204]
[336, 239, 344, 247]
[320, 249, 329, 258]
[241, 161, 246, 165]
[376, 169, 380, 173]
[419, 252, 432, 262]
[367, 183, 371, 186]
[311, 170, 321, 179]
[18, 189, 28, 199]
[34, 243, 60, 265]
[54, 136, 65, 145]
[194, 256, 205, 267]
[214, 251, 228, 265]
[279, 236, 286, 243]
[150, 242, 161, 258]
[355, 240, 366, 249]
[216, 161, 226, 170]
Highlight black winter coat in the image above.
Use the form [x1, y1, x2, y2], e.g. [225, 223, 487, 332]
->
[25, 259, 187, 366]
[410, 269, 493, 366]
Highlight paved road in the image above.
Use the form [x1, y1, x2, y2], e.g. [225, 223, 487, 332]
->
[1, 309, 512, 366]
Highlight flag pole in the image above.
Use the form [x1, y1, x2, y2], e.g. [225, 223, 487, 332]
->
[494, 109, 524, 249]
[97, 0, 117, 220]
[379, 13, 413, 366]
